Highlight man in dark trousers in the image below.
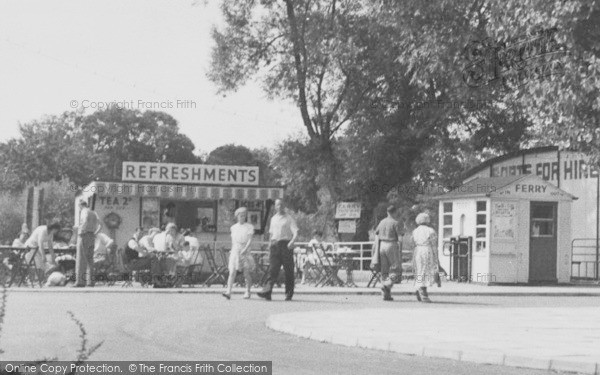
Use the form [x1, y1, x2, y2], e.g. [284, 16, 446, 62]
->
[258, 199, 299, 301]
[371, 205, 404, 301]
[75, 199, 102, 287]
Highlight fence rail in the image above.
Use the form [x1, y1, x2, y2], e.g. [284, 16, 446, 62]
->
[571, 238, 600, 280]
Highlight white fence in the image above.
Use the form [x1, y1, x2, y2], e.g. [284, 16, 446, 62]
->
[196, 240, 412, 271]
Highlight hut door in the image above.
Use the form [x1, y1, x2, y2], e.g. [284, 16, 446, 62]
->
[529, 202, 558, 283]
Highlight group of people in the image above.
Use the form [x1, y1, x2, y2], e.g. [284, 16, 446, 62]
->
[372, 205, 440, 303]
[222, 198, 299, 301]
[6, 198, 440, 301]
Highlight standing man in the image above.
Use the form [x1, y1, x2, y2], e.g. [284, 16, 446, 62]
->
[258, 199, 298, 301]
[371, 205, 404, 301]
[76, 199, 102, 287]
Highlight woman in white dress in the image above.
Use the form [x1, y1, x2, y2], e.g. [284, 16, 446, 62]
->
[411, 213, 439, 303]
[223, 207, 256, 299]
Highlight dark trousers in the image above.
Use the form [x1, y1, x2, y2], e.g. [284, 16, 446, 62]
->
[263, 240, 294, 297]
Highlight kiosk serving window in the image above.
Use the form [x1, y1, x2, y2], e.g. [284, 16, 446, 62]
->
[475, 201, 487, 252]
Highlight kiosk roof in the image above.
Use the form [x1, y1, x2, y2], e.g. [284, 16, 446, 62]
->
[438, 175, 577, 201]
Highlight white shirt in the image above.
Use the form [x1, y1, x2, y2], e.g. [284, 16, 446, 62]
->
[127, 238, 140, 252]
[269, 212, 298, 241]
[153, 232, 182, 252]
[184, 236, 200, 251]
[25, 226, 52, 249]
[94, 233, 114, 260]
[79, 207, 100, 234]
[137, 235, 155, 257]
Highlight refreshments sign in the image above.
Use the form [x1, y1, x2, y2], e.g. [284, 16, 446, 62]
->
[122, 162, 259, 186]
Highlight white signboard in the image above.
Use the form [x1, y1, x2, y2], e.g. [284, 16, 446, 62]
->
[122, 162, 259, 186]
[338, 220, 357, 234]
[335, 202, 362, 219]
[492, 201, 516, 239]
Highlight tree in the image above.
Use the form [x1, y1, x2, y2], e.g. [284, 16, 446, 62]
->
[206, 144, 257, 166]
[378, 0, 600, 163]
[271, 139, 321, 212]
[0, 108, 199, 191]
[209, 0, 401, 201]
[205, 144, 281, 186]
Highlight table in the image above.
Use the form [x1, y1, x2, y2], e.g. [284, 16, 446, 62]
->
[335, 248, 359, 287]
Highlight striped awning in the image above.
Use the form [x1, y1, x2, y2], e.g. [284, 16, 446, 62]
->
[80, 181, 284, 201]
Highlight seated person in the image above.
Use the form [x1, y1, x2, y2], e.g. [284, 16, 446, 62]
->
[183, 232, 202, 265]
[176, 241, 191, 267]
[308, 230, 326, 262]
[124, 227, 144, 262]
[129, 227, 160, 270]
[12, 228, 29, 247]
[151, 223, 182, 281]
[93, 232, 115, 269]
[3, 228, 29, 270]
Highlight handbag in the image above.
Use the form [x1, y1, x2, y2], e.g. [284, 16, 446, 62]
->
[434, 265, 442, 287]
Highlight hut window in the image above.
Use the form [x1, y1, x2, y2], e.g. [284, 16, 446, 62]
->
[475, 200, 488, 252]
[442, 202, 453, 239]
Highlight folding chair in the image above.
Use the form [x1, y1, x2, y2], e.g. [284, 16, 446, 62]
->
[9, 248, 44, 287]
[367, 269, 381, 287]
[314, 247, 344, 287]
[1, 250, 19, 286]
[175, 248, 205, 287]
[202, 245, 228, 287]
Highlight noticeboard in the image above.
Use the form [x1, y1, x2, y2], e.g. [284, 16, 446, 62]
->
[335, 202, 362, 219]
[492, 201, 516, 239]
[338, 220, 357, 234]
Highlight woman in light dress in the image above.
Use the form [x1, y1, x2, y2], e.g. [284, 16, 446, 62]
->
[412, 212, 439, 303]
[223, 207, 256, 299]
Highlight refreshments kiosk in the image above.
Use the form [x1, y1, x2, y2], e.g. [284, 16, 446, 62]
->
[437, 174, 576, 284]
[75, 162, 284, 247]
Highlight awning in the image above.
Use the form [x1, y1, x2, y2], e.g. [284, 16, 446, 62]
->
[79, 181, 284, 201]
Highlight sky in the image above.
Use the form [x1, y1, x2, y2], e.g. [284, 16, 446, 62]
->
[0, 0, 304, 154]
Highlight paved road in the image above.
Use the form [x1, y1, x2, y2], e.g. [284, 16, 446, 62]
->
[2, 291, 599, 374]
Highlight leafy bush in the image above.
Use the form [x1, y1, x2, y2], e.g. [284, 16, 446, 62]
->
[0, 192, 25, 245]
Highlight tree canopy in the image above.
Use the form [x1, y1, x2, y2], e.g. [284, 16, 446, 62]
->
[0, 108, 198, 191]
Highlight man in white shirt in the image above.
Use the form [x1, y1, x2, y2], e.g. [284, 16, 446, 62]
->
[126, 227, 158, 271]
[25, 222, 61, 274]
[258, 199, 298, 301]
[75, 200, 102, 287]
